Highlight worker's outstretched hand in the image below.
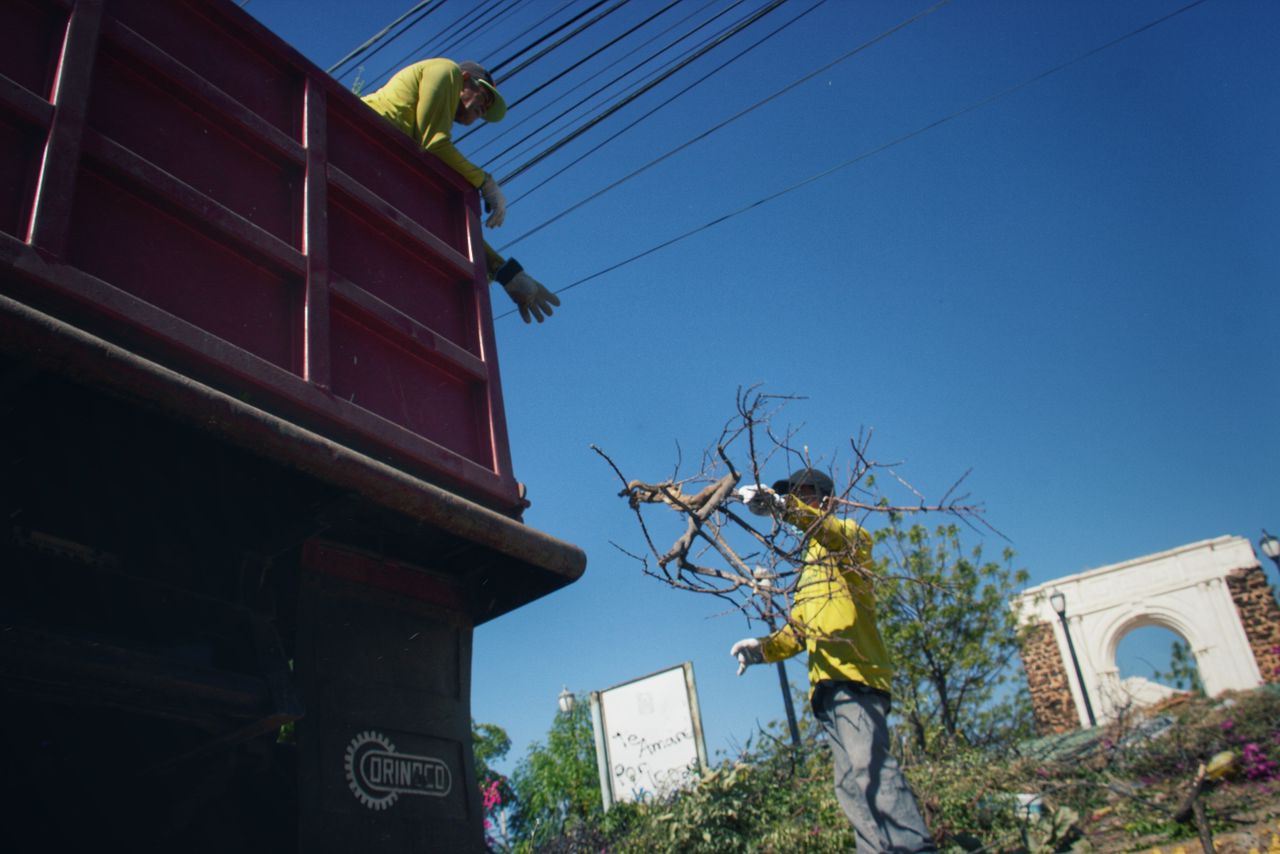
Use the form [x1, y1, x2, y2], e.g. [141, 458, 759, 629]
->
[730, 638, 764, 676]
[735, 485, 782, 517]
[503, 271, 561, 324]
[480, 173, 506, 228]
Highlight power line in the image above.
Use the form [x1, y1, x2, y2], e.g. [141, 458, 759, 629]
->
[492, 0, 633, 84]
[434, 0, 527, 60]
[366, 0, 506, 88]
[490, 0, 617, 76]
[483, 0, 760, 176]
[506, 0, 683, 115]
[463, 0, 741, 160]
[327, 0, 439, 76]
[494, 0, 1213, 318]
[496, 0, 791, 185]
[480, 0, 573, 67]
[502, 0, 832, 211]
[498, 0, 952, 250]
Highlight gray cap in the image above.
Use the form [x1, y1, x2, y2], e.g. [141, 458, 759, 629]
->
[771, 469, 835, 497]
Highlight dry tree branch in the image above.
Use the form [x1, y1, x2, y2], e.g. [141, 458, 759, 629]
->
[596, 390, 996, 636]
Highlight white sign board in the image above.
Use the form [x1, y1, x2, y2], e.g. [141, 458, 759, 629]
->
[590, 662, 708, 808]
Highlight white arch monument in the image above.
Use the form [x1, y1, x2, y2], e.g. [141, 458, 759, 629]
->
[1012, 535, 1280, 733]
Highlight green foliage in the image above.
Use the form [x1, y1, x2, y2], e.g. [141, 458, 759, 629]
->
[1153, 639, 1205, 696]
[875, 517, 1035, 755]
[607, 721, 855, 854]
[508, 696, 602, 853]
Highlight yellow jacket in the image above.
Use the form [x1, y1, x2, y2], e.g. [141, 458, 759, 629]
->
[760, 497, 893, 696]
[361, 58, 486, 189]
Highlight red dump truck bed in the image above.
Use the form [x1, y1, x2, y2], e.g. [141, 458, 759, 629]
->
[0, 2, 585, 851]
[1, 0, 520, 513]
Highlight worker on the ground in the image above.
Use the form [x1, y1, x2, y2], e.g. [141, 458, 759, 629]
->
[733, 470, 937, 853]
[361, 58, 559, 324]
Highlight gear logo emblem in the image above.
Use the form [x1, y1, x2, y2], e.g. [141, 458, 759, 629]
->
[345, 730, 452, 811]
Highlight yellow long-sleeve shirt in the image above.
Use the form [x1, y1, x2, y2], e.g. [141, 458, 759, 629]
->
[361, 58, 486, 189]
[760, 497, 893, 696]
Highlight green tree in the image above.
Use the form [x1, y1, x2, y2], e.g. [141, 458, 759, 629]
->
[875, 517, 1034, 756]
[508, 695, 602, 852]
[1154, 639, 1205, 696]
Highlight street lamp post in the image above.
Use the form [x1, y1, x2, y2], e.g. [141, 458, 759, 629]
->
[1260, 530, 1280, 574]
[558, 685, 574, 716]
[1049, 590, 1097, 728]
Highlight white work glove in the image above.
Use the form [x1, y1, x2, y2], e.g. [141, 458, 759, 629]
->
[495, 258, 560, 323]
[480, 173, 506, 228]
[730, 638, 764, 676]
[735, 485, 782, 517]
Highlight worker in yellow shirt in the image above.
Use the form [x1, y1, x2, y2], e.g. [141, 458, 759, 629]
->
[362, 59, 559, 324]
[733, 469, 936, 853]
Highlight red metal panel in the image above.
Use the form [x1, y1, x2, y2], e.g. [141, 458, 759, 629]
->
[327, 196, 474, 350]
[326, 99, 470, 259]
[0, 0, 64, 99]
[0, 0, 522, 512]
[104, 0, 300, 138]
[302, 540, 468, 614]
[86, 44, 301, 245]
[330, 300, 491, 470]
[66, 166, 303, 372]
[0, 114, 43, 239]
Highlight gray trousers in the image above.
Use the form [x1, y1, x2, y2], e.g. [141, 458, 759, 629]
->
[812, 682, 935, 853]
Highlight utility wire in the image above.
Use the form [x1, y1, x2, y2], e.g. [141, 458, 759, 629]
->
[367, 0, 505, 88]
[463, 0, 739, 158]
[328, 0, 439, 76]
[481, 0, 754, 174]
[496, 0, 791, 185]
[463, 0, 723, 155]
[434, 0, 526, 60]
[491, 0, 617, 76]
[506, 0, 682, 115]
[502, 0, 831, 210]
[493, 0, 633, 84]
[499, 0, 951, 250]
[480, 0, 579, 67]
[494, 0, 1213, 318]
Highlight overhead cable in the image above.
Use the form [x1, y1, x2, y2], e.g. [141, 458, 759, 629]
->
[502, 0, 831, 209]
[327, 0, 438, 76]
[490, 0, 617, 76]
[506, 0, 682, 114]
[492, 0, 633, 84]
[367, 0, 506, 88]
[499, 0, 951, 250]
[434, 0, 528, 60]
[480, 0, 579, 67]
[494, 0, 1213, 317]
[481, 0, 753, 174]
[463, 0, 736, 157]
[495, 0, 791, 185]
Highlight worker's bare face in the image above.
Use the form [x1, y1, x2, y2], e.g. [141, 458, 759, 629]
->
[793, 485, 825, 509]
[456, 80, 493, 126]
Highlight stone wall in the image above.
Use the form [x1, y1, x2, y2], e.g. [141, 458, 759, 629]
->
[1226, 566, 1280, 684]
[1021, 621, 1079, 734]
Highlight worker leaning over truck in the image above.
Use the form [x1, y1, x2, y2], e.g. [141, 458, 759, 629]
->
[362, 58, 560, 325]
[732, 470, 937, 854]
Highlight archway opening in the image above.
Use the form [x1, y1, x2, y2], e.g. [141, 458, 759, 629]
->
[1115, 624, 1203, 699]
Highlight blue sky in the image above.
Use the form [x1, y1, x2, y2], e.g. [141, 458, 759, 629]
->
[245, 0, 1280, 773]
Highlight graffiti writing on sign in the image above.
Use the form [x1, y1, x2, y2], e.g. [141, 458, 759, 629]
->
[344, 730, 452, 811]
